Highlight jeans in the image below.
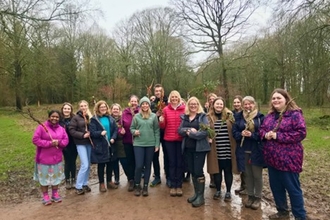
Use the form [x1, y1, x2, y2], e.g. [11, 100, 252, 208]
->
[184, 149, 207, 178]
[166, 141, 183, 188]
[76, 144, 92, 189]
[268, 166, 306, 219]
[134, 146, 155, 185]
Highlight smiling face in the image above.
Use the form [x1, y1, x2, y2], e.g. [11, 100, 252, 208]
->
[243, 100, 255, 112]
[272, 92, 286, 112]
[154, 87, 163, 99]
[62, 104, 72, 118]
[208, 95, 216, 105]
[130, 97, 138, 109]
[111, 105, 120, 117]
[170, 94, 179, 106]
[213, 99, 224, 113]
[233, 98, 242, 111]
[79, 101, 88, 113]
[99, 104, 108, 116]
[141, 102, 150, 112]
[188, 100, 199, 114]
[49, 112, 60, 125]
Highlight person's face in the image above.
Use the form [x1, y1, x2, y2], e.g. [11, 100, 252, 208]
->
[154, 87, 163, 98]
[208, 96, 216, 105]
[141, 102, 150, 112]
[170, 94, 179, 105]
[79, 102, 88, 113]
[99, 104, 108, 115]
[272, 92, 286, 111]
[233, 98, 242, 110]
[49, 112, 60, 125]
[213, 99, 224, 113]
[243, 100, 255, 112]
[188, 100, 199, 113]
[62, 104, 72, 117]
[111, 106, 120, 117]
[130, 97, 138, 109]
[150, 96, 155, 102]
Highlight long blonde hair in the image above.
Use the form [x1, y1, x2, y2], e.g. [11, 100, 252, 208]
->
[78, 100, 92, 119]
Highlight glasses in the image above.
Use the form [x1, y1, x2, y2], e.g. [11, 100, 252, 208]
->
[99, 106, 107, 109]
[189, 103, 198, 106]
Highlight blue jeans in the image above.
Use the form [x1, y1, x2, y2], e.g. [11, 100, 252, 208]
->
[166, 141, 183, 188]
[134, 146, 154, 185]
[76, 144, 92, 189]
[268, 166, 306, 218]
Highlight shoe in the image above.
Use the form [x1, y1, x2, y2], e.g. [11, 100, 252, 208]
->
[83, 185, 91, 193]
[213, 191, 221, 200]
[51, 192, 62, 203]
[65, 179, 71, 190]
[269, 211, 290, 219]
[209, 182, 216, 188]
[42, 194, 52, 206]
[71, 178, 76, 189]
[142, 185, 148, 197]
[245, 195, 255, 208]
[176, 188, 183, 197]
[114, 179, 120, 185]
[250, 197, 261, 210]
[170, 188, 176, 197]
[107, 182, 118, 189]
[134, 184, 141, 196]
[239, 189, 247, 195]
[99, 183, 107, 192]
[234, 186, 245, 194]
[128, 180, 134, 192]
[192, 176, 205, 207]
[166, 179, 171, 188]
[150, 178, 161, 187]
[76, 189, 85, 195]
[224, 192, 232, 202]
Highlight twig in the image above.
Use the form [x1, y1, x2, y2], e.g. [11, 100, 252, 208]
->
[240, 110, 250, 147]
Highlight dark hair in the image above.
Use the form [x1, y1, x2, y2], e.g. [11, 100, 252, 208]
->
[154, 84, 163, 89]
[48, 110, 61, 118]
[60, 102, 75, 118]
[233, 95, 243, 102]
[268, 88, 300, 113]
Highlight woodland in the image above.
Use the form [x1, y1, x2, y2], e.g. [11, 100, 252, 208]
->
[0, 0, 330, 109]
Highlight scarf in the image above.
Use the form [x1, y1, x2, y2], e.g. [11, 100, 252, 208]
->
[242, 108, 258, 132]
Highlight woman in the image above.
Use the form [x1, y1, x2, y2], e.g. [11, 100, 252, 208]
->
[69, 100, 93, 195]
[121, 95, 140, 191]
[178, 97, 210, 207]
[207, 97, 238, 202]
[130, 96, 160, 197]
[60, 102, 78, 190]
[159, 90, 185, 197]
[233, 96, 265, 210]
[32, 110, 69, 205]
[232, 95, 246, 194]
[260, 89, 307, 220]
[90, 100, 118, 192]
[110, 103, 129, 185]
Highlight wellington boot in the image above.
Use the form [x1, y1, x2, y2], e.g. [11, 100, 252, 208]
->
[187, 177, 198, 203]
[192, 176, 205, 207]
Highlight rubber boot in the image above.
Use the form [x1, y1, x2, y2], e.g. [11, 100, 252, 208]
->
[187, 177, 198, 203]
[192, 176, 205, 207]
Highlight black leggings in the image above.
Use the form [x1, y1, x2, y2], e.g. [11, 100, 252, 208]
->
[63, 147, 78, 180]
[98, 162, 113, 183]
[214, 162, 233, 192]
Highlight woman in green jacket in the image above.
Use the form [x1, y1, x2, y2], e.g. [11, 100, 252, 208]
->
[130, 96, 160, 197]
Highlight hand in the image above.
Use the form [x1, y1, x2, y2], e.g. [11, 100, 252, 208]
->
[83, 132, 90, 138]
[110, 139, 114, 144]
[120, 128, 126, 135]
[190, 128, 197, 133]
[52, 140, 58, 146]
[159, 116, 164, 122]
[268, 131, 277, 139]
[156, 111, 161, 117]
[101, 130, 107, 136]
[154, 147, 159, 152]
[134, 130, 140, 136]
[208, 138, 213, 144]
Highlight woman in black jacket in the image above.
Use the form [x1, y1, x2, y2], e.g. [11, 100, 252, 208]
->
[90, 100, 118, 192]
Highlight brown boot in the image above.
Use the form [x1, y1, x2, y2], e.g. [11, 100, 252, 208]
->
[107, 182, 118, 189]
[176, 188, 183, 197]
[99, 183, 106, 192]
[251, 197, 261, 210]
[128, 180, 134, 192]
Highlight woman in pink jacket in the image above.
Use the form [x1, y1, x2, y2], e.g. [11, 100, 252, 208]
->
[159, 90, 185, 196]
[32, 110, 69, 206]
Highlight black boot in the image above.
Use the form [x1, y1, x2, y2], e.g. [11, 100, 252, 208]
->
[192, 176, 205, 207]
[187, 177, 198, 203]
[128, 180, 134, 192]
[142, 184, 148, 197]
[134, 184, 141, 196]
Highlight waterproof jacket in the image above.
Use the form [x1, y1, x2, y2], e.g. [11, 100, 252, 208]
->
[68, 111, 91, 145]
[159, 104, 185, 141]
[90, 115, 118, 164]
[32, 121, 69, 165]
[260, 109, 306, 173]
[60, 117, 77, 154]
[130, 112, 160, 148]
[233, 111, 265, 172]
[120, 107, 139, 144]
[178, 113, 210, 153]
[207, 113, 239, 175]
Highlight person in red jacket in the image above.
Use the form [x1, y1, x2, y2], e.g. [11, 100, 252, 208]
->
[159, 90, 186, 196]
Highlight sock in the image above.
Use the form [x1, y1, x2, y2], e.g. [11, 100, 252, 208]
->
[52, 189, 58, 196]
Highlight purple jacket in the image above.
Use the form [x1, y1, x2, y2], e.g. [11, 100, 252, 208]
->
[120, 107, 139, 144]
[32, 121, 69, 165]
[259, 109, 306, 173]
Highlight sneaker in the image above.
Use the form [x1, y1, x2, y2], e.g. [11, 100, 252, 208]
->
[150, 178, 161, 187]
[42, 194, 52, 206]
[269, 211, 290, 219]
[176, 188, 183, 197]
[99, 183, 107, 192]
[224, 192, 232, 202]
[213, 191, 221, 200]
[83, 185, 91, 193]
[107, 182, 118, 189]
[76, 189, 85, 195]
[51, 192, 62, 203]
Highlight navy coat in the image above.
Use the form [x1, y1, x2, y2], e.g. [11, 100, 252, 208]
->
[90, 115, 118, 164]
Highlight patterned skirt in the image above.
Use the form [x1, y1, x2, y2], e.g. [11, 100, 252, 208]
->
[33, 162, 65, 186]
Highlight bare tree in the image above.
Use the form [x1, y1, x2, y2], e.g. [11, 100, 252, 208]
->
[172, 0, 259, 101]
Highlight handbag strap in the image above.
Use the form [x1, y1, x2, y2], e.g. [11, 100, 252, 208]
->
[94, 115, 111, 147]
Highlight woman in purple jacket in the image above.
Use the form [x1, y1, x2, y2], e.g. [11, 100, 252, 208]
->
[32, 110, 69, 205]
[260, 88, 307, 220]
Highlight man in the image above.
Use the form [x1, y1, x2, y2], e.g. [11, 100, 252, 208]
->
[150, 84, 170, 187]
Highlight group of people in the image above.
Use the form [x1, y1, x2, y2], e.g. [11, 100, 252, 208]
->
[32, 86, 307, 220]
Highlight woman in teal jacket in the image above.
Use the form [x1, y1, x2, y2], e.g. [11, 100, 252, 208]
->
[130, 96, 160, 197]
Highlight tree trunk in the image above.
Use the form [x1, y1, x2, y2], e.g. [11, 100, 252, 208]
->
[14, 60, 22, 111]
